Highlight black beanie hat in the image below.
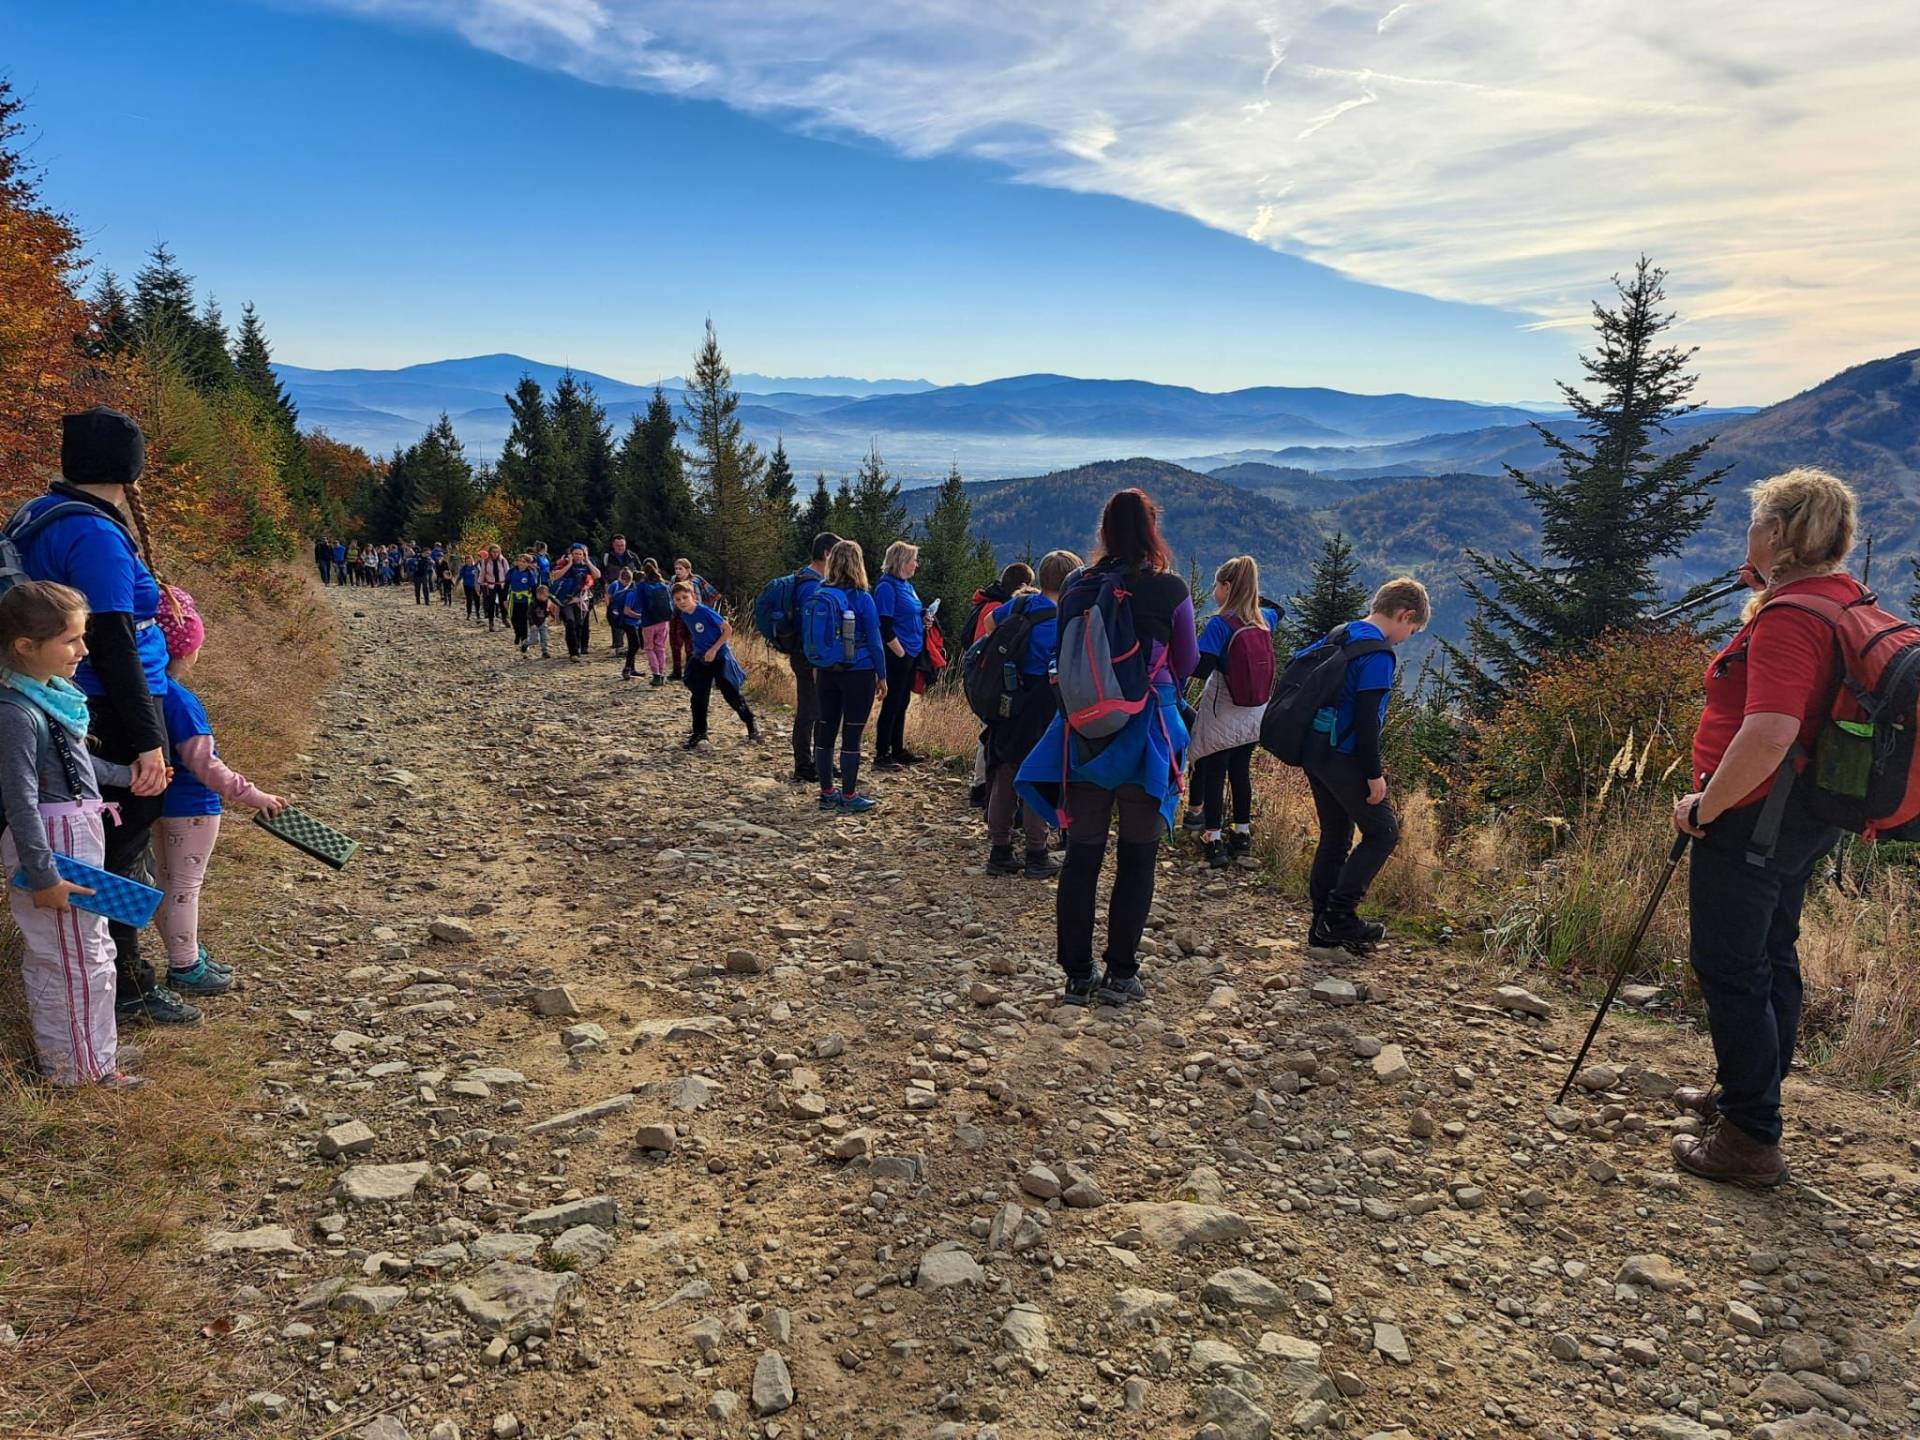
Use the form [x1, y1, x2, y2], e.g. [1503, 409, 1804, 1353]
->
[61, 406, 146, 488]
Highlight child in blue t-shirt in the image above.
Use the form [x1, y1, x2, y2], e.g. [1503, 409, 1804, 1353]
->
[1301, 576, 1430, 958]
[1188, 556, 1284, 869]
[672, 582, 758, 750]
[459, 557, 481, 622]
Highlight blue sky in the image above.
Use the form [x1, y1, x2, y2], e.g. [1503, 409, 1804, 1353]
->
[8, 1, 1912, 405]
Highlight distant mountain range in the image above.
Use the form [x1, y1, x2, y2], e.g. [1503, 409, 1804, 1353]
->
[274, 353, 1577, 478]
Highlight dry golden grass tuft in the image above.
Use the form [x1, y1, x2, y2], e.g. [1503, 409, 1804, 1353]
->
[1798, 854, 1920, 1094]
[0, 563, 339, 1439]
[1243, 753, 1445, 920]
[733, 630, 980, 759]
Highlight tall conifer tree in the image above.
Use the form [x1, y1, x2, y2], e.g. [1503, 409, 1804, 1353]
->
[615, 387, 695, 557]
[1285, 531, 1367, 649]
[916, 462, 994, 636]
[846, 443, 908, 563]
[497, 375, 556, 547]
[681, 320, 774, 596]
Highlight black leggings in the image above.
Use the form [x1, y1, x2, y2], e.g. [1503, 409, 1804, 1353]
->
[1056, 781, 1162, 983]
[1193, 742, 1255, 830]
[87, 693, 167, 1000]
[562, 605, 591, 657]
[1304, 747, 1400, 916]
[510, 598, 530, 645]
[463, 586, 481, 618]
[814, 667, 877, 795]
[620, 625, 641, 673]
[688, 656, 754, 737]
[413, 574, 433, 604]
[876, 647, 916, 757]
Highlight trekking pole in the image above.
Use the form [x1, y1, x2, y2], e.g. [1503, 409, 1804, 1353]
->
[1648, 576, 1746, 624]
[1553, 831, 1690, 1105]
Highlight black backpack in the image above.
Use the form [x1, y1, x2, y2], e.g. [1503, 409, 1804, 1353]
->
[1259, 624, 1392, 765]
[963, 595, 1053, 723]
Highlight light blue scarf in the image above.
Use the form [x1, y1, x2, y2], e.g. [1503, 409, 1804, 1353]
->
[3, 672, 92, 741]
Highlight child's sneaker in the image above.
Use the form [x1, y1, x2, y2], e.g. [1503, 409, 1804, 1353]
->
[985, 844, 1021, 875]
[1203, 837, 1229, 868]
[116, 987, 201, 1026]
[683, 733, 710, 751]
[817, 791, 841, 812]
[1227, 828, 1252, 860]
[1095, 970, 1147, 1005]
[1023, 848, 1061, 879]
[168, 957, 232, 996]
[650, 674, 665, 687]
[99, 1070, 145, 1091]
[968, 782, 988, 809]
[1060, 974, 1098, 1007]
[839, 793, 878, 815]
[894, 750, 924, 766]
[196, 944, 233, 979]
[1181, 808, 1205, 835]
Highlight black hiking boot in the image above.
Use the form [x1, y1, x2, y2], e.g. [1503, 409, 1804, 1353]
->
[986, 844, 1021, 875]
[1308, 910, 1383, 959]
[792, 764, 818, 785]
[1061, 974, 1098, 1007]
[1204, 837, 1230, 868]
[1023, 848, 1060, 879]
[968, 782, 988, 809]
[1095, 970, 1147, 1005]
[1227, 829, 1252, 860]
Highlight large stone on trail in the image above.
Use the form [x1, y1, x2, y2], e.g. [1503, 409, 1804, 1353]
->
[330, 1284, 405, 1316]
[751, 1350, 794, 1416]
[206, 1224, 305, 1257]
[356, 1419, 413, 1440]
[427, 917, 476, 944]
[1615, 1254, 1690, 1292]
[318, 1119, 378, 1158]
[1112, 1287, 1179, 1329]
[1200, 1384, 1274, 1440]
[335, 1161, 431, 1204]
[725, 949, 770, 975]
[1203, 1267, 1288, 1313]
[631, 1016, 734, 1045]
[1310, 977, 1359, 1006]
[550, 1224, 615, 1269]
[1372, 1322, 1411, 1364]
[1493, 985, 1552, 1017]
[916, 1243, 985, 1291]
[527, 1093, 635, 1135]
[529, 985, 578, 1017]
[517, 1195, 618, 1235]
[1752, 1419, 1858, 1440]
[999, 1303, 1049, 1358]
[1114, 1201, 1252, 1252]
[1633, 1418, 1723, 1440]
[1370, 1045, 1411, 1083]
[449, 1262, 579, 1341]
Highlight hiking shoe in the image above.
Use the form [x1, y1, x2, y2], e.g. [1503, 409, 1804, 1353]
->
[1307, 919, 1370, 960]
[968, 783, 988, 809]
[1227, 829, 1252, 859]
[116, 987, 201, 1026]
[1671, 1115, 1788, 1188]
[100, 1070, 145, 1091]
[986, 844, 1021, 875]
[683, 733, 710, 751]
[817, 791, 841, 812]
[1181, 808, 1205, 834]
[894, 750, 924, 766]
[1674, 1084, 1722, 1119]
[744, 720, 762, 744]
[167, 958, 232, 996]
[1095, 971, 1147, 1005]
[196, 944, 233, 978]
[668, 669, 683, 682]
[651, 674, 665, 687]
[872, 754, 900, 771]
[1023, 848, 1061, 879]
[792, 766, 819, 785]
[839, 793, 878, 815]
[1061, 975, 1098, 1007]
[1204, 838, 1230, 868]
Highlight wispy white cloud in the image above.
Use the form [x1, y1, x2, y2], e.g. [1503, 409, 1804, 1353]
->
[306, 0, 1919, 396]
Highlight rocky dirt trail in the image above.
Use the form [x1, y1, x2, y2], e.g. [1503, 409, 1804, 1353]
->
[193, 585, 1920, 1440]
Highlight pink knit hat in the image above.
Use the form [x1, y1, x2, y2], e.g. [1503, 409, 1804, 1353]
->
[156, 585, 204, 659]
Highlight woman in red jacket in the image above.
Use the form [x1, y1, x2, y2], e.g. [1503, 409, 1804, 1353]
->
[1670, 467, 1856, 1186]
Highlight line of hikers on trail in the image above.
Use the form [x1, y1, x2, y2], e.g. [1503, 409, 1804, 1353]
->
[11, 413, 1904, 1196]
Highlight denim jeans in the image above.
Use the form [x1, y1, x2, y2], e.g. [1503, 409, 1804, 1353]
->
[1688, 787, 1840, 1145]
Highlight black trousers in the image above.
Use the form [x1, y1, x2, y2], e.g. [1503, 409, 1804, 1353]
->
[86, 693, 166, 1000]
[1057, 781, 1161, 983]
[561, 605, 591, 657]
[789, 651, 820, 774]
[1194, 742, 1255, 830]
[463, 586, 481, 619]
[315, 558, 330, 584]
[1303, 745, 1399, 917]
[876, 648, 916, 757]
[481, 588, 501, 629]
[620, 625, 641, 673]
[688, 656, 753, 737]
[439, 578, 453, 604]
[510, 598, 530, 645]
[814, 667, 877, 794]
[413, 574, 433, 604]
[1688, 789, 1840, 1145]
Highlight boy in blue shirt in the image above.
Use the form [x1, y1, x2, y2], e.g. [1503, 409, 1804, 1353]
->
[673, 582, 759, 750]
[1303, 576, 1430, 958]
[459, 556, 481, 621]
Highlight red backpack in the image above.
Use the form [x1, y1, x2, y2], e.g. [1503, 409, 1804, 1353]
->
[1745, 585, 1920, 858]
[1223, 616, 1277, 707]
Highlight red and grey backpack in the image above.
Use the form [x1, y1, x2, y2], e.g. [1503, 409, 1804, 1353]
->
[1054, 566, 1161, 740]
[1222, 614, 1278, 707]
[1742, 584, 1920, 861]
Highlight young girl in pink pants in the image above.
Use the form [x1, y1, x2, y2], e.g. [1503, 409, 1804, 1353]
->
[154, 590, 284, 986]
[0, 582, 137, 1088]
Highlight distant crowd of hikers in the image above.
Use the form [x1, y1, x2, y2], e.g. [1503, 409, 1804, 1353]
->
[6, 411, 1908, 1196]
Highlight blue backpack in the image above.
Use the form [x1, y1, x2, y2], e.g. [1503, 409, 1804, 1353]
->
[754, 568, 808, 655]
[803, 585, 857, 670]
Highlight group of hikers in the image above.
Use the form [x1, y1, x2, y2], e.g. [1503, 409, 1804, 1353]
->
[0, 407, 1894, 1194]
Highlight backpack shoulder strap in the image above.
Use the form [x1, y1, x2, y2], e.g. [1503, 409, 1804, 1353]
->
[0, 687, 50, 775]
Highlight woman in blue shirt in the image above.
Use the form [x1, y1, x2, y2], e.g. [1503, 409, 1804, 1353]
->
[673, 583, 759, 750]
[809, 540, 887, 814]
[8, 408, 202, 1023]
[873, 540, 926, 769]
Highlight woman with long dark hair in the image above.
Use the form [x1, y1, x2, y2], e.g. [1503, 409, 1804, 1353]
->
[1016, 489, 1197, 1006]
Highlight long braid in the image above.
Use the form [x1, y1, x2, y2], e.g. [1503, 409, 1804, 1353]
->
[121, 481, 181, 624]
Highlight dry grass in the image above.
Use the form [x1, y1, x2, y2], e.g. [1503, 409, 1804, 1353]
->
[0, 562, 339, 1439]
[733, 630, 981, 759]
[1798, 853, 1920, 1094]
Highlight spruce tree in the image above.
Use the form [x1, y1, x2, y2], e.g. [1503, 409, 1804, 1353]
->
[681, 320, 774, 597]
[614, 388, 695, 558]
[408, 414, 478, 541]
[1286, 531, 1367, 649]
[193, 294, 236, 391]
[1449, 258, 1727, 702]
[916, 462, 995, 638]
[232, 302, 299, 428]
[846, 443, 908, 563]
[88, 269, 135, 358]
[546, 371, 615, 543]
[828, 477, 856, 546]
[373, 442, 421, 540]
[763, 438, 799, 564]
[132, 244, 231, 390]
[497, 375, 555, 547]
[800, 473, 833, 548]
